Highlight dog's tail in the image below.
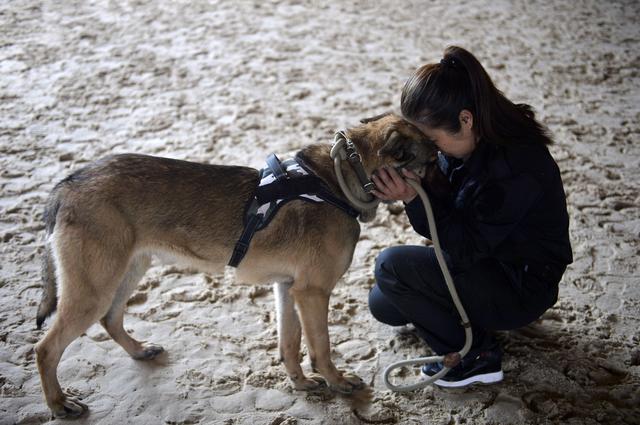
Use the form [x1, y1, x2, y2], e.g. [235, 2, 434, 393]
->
[36, 181, 65, 330]
[36, 244, 57, 329]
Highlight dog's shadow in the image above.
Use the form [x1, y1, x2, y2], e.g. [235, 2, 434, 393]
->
[137, 350, 170, 368]
[297, 374, 381, 422]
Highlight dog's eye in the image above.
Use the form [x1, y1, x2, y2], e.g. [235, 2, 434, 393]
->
[394, 150, 412, 162]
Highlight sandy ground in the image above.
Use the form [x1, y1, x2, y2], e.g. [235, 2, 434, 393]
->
[1, 0, 639, 424]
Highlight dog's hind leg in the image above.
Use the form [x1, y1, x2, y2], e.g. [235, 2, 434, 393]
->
[99, 254, 163, 360]
[274, 280, 325, 391]
[35, 205, 135, 418]
[35, 249, 128, 418]
[36, 317, 94, 418]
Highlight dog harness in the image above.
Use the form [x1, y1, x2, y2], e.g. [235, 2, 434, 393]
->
[228, 153, 360, 267]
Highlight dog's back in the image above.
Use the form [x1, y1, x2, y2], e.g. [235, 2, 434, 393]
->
[36, 154, 260, 328]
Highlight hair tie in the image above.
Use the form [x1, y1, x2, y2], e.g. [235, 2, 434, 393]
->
[440, 57, 457, 68]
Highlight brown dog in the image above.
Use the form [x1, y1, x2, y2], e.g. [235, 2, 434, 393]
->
[34, 113, 437, 418]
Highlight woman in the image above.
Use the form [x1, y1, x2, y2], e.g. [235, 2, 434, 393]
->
[368, 46, 573, 388]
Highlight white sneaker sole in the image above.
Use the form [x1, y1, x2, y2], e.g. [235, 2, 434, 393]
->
[422, 370, 504, 388]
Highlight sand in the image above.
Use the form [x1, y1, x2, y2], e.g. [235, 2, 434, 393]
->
[1, 0, 639, 424]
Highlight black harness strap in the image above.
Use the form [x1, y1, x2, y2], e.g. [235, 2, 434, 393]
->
[294, 153, 360, 218]
[227, 154, 359, 268]
[228, 213, 261, 268]
[266, 153, 287, 180]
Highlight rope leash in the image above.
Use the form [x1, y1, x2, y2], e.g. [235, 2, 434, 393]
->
[382, 179, 472, 392]
[330, 133, 473, 391]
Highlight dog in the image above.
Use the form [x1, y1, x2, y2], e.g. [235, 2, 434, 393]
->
[34, 113, 437, 418]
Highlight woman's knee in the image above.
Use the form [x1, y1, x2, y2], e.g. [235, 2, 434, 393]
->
[368, 284, 408, 326]
[375, 245, 434, 296]
[374, 246, 408, 289]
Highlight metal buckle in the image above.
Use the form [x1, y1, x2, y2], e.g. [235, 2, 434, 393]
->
[348, 151, 362, 162]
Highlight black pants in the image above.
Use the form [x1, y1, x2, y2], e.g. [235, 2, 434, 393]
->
[369, 245, 562, 358]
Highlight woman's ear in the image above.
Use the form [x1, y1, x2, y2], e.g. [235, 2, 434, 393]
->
[459, 109, 474, 131]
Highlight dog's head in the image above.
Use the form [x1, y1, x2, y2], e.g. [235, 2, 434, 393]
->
[346, 112, 438, 178]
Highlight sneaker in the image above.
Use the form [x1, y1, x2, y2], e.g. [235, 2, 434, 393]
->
[421, 350, 503, 388]
[392, 323, 417, 335]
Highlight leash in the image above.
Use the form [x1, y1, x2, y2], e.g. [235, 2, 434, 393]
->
[330, 132, 473, 391]
[382, 179, 472, 391]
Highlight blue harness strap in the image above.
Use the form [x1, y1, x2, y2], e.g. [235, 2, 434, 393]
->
[227, 154, 359, 267]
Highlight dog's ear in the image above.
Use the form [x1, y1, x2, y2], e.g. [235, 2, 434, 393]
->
[377, 120, 439, 165]
[377, 127, 414, 162]
[360, 111, 393, 124]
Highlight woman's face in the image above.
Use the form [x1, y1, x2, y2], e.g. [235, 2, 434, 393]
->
[410, 110, 478, 160]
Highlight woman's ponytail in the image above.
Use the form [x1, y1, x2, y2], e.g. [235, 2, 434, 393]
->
[402, 46, 553, 146]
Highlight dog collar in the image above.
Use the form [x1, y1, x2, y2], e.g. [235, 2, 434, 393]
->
[331, 131, 376, 198]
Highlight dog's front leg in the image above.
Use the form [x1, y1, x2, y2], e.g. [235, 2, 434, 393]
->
[273, 281, 325, 391]
[293, 286, 364, 394]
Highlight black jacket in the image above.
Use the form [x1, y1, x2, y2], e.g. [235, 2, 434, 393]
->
[404, 141, 573, 271]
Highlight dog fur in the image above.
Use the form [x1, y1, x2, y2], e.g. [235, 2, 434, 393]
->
[34, 113, 437, 418]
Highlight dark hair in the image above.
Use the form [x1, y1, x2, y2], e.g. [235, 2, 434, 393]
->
[401, 46, 553, 145]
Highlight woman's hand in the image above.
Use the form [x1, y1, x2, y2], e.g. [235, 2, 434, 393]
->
[371, 166, 420, 203]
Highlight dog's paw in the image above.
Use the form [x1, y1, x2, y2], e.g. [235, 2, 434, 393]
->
[51, 394, 88, 419]
[293, 374, 327, 392]
[132, 343, 165, 361]
[329, 373, 365, 395]
[293, 375, 335, 400]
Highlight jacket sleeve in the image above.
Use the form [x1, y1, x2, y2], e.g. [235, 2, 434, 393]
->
[404, 183, 452, 239]
[404, 173, 543, 267]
